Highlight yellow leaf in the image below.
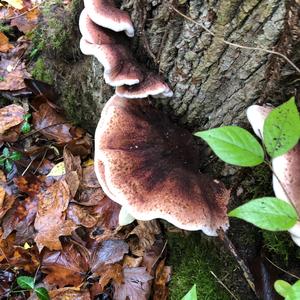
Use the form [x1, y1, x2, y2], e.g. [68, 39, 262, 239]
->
[82, 159, 94, 167]
[3, 0, 24, 9]
[47, 162, 66, 177]
[23, 242, 32, 250]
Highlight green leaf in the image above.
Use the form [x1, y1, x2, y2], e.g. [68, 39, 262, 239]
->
[182, 284, 197, 300]
[17, 276, 35, 290]
[228, 197, 298, 231]
[23, 113, 31, 122]
[21, 122, 31, 134]
[10, 151, 22, 161]
[274, 280, 292, 297]
[35, 287, 50, 300]
[2, 147, 10, 158]
[264, 97, 300, 158]
[0, 156, 5, 166]
[4, 159, 13, 173]
[286, 280, 300, 300]
[194, 126, 264, 166]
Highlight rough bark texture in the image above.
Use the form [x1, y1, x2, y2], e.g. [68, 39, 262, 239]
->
[34, 0, 300, 298]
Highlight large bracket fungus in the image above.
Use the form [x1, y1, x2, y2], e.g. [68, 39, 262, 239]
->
[94, 95, 230, 236]
[79, 1, 229, 235]
[247, 105, 300, 246]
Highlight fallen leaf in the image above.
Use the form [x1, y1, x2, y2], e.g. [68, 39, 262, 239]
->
[32, 103, 73, 143]
[98, 264, 123, 292]
[42, 242, 90, 288]
[113, 267, 153, 300]
[67, 203, 98, 228]
[34, 179, 77, 251]
[0, 59, 30, 91]
[11, 7, 40, 33]
[91, 240, 129, 275]
[152, 259, 171, 300]
[0, 104, 25, 135]
[0, 270, 15, 297]
[128, 220, 161, 256]
[49, 287, 91, 300]
[0, 32, 13, 52]
[3, 0, 24, 9]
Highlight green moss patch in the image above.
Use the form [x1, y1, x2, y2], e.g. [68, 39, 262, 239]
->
[167, 232, 239, 300]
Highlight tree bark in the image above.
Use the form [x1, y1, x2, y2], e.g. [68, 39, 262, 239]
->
[40, 0, 299, 133]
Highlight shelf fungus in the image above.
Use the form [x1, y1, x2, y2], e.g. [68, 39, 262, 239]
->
[79, 7, 173, 98]
[79, 9, 143, 86]
[247, 105, 300, 246]
[94, 95, 230, 236]
[83, 0, 135, 37]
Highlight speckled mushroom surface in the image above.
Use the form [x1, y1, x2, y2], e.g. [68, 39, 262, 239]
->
[94, 95, 230, 236]
[83, 0, 135, 37]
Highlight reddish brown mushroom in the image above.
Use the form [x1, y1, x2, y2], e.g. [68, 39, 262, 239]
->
[94, 95, 230, 235]
[79, 9, 143, 86]
[116, 73, 173, 98]
[84, 0, 134, 37]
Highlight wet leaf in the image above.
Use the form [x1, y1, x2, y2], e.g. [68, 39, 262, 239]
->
[113, 267, 153, 300]
[91, 240, 129, 274]
[34, 179, 77, 251]
[67, 203, 97, 228]
[42, 242, 89, 288]
[98, 264, 123, 292]
[49, 287, 91, 300]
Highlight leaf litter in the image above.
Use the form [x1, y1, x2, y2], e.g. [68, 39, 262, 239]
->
[0, 1, 170, 298]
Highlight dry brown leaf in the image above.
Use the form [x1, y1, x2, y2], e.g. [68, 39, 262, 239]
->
[49, 287, 91, 300]
[42, 242, 90, 288]
[34, 179, 77, 251]
[113, 267, 153, 300]
[0, 104, 25, 135]
[123, 255, 143, 268]
[0, 32, 13, 52]
[0, 171, 16, 220]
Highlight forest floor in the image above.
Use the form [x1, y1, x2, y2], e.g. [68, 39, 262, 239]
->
[1, 1, 300, 300]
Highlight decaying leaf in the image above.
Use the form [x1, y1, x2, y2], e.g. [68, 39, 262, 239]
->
[11, 7, 40, 33]
[0, 32, 14, 52]
[42, 242, 90, 288]
[49, 287, 91, 300]
[67, 203, 98, 228]
[0, 104, 25, 135]
[113, 267, 153, 300]
[34, 179, 77, 251]
[0, 58, 30, 91]
[98, 264, 123, 292]
[152, 259, 171, 300]
[91, 240, 129, 274]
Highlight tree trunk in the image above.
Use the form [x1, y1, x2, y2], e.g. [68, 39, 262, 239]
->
[35, 0, 300, 298]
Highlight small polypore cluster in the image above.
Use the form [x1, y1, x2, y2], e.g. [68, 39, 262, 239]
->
[79, 1, 230, 236]
[247, 105, 300, 246]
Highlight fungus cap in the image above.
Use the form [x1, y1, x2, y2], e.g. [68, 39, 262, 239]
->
[116, 73, 173, 98]
[80, 38, 143, 86]
[94, 95, 230, 236]
[84, 0, 134, 37]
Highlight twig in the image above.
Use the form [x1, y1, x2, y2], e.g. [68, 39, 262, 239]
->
[210, 271, 239, 300]
[217, 228, 257, 297]
[265, 256, 300, 280]
[171, 5, 300, 74]
[151, 240, 168, 268]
